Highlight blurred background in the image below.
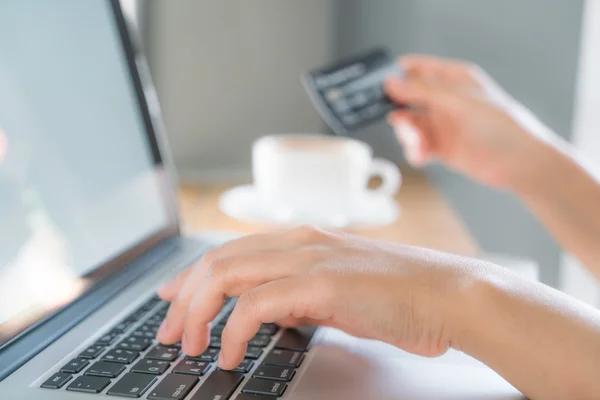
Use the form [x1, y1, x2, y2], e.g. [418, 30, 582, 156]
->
[122, 1, 599, 300]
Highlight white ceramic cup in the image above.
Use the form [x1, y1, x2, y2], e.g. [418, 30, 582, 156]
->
[252, 134, 402, 222]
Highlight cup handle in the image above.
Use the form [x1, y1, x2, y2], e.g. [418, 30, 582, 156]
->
[368, 158, 402, 197]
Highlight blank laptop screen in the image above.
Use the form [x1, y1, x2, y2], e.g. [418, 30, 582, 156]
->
[0, 0, 173, 345]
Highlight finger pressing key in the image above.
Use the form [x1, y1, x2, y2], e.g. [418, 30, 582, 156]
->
[218, 277, 324, 370]
[179, 249, 319, 356]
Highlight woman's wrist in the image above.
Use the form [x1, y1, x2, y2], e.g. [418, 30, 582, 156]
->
[444, 260, 504, 354]
[504, 134, 561, 198]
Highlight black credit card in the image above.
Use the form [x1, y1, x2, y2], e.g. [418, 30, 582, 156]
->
[302, 47, 404, 136]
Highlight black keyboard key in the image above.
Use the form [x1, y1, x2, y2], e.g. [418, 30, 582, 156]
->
[131, 359, 170, 375]
[97, 329, 121, 345]
[66, 375, 111, 393]
[146, 314, 164, 326]
[141, 296, 160, 310]
[138, 324, 158, 334]
[215, 320, 227, 328]
[118, 336, 153, 351]
[248, 334, 271, 348]
[131, 329, 155, 339]
[274, 327, 317, 352]
[186, 348, 219, 362]
[137, 304, 154, 314]
[85, 361, 126, 378]
[172, 359, 211, 376]
[41, 372, 72, 389]
[218, 359, 254, 373]
[188, 370, 244, 400]
[211, 325, 225, 336]
[258, 324, 279, 336]
[128, 309, 149, 321]
[79, 344, 105, 359]
[107, 372, 157, 398]
[253, 365, 296, 382]
[60, 358, 89, 374]
[156, 302, 170, 313]
[147, 373, 198, 400]
[113, 321, 133, 333]
[103, 348, 139, 364]
[145, 320, 162, 328]
[243, 378, 287, 397]
[245, 346, 263, 360]
[236, 395, 275, 400]
[146, 345, 179, 361]
[208, 336, 221, 348]
[264, 349, 304, 368]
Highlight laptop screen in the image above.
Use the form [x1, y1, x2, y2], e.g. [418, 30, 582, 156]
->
[0, 1, 177, 346]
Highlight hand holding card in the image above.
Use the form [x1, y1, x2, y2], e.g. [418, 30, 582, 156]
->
[302, 48, 406, 136]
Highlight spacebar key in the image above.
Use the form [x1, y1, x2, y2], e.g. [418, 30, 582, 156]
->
[189, 370, 244, 400]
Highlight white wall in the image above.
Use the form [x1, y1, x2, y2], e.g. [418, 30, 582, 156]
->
[141, 0, 334, 181]
[561, 0, 600, 306]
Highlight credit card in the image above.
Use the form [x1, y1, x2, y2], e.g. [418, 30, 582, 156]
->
[302, 47, 404, 136]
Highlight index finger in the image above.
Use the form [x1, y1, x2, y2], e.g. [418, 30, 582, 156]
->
[400, 54, 480, 87]
[384, 77, 447, 109]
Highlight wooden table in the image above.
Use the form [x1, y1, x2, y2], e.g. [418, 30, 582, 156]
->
[179, 170, 478, 255]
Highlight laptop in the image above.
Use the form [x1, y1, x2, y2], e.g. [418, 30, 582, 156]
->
[0, 1, 523, 399]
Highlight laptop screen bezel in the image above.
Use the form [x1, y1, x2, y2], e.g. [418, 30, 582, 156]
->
[0, 0, 181, 349]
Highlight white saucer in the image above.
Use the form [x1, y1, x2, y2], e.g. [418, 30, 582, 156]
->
[219, 185, 400, 228]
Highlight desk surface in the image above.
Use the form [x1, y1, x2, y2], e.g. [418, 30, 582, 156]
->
[178, 171, 478, 255]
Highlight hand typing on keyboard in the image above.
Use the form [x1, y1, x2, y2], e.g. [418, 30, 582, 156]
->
[156, 227, 482, 368]
[155, 223, 600, 400]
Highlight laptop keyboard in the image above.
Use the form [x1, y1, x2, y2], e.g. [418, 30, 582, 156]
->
[40, 294, 317, 399]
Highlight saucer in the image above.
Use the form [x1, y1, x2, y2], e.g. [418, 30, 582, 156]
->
[218, 185, 400, 228]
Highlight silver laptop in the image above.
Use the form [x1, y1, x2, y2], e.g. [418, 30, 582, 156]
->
[0, 1, 524, 399]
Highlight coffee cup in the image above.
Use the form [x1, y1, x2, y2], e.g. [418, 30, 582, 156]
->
[252, 134, 401, 225]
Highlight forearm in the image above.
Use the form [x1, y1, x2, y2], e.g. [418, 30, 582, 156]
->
[454, 264, 600, 399]
[510, 137, 600, 276]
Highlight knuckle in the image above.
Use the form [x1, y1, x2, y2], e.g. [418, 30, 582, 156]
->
[237, 290, 261, 318]
[206, 257, 235, 285]
[293, 225, 332, 244]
